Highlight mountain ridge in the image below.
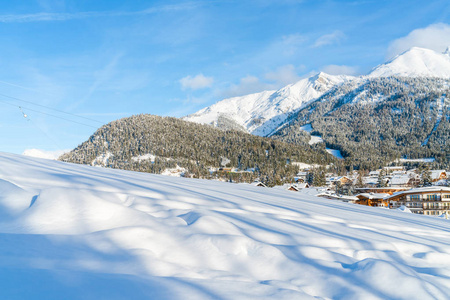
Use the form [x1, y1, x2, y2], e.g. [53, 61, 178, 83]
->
[184, 72, 353, 136]
[185, 46, 450, 138]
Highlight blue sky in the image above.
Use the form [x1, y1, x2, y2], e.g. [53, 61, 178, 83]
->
[0, 0, 449, 155]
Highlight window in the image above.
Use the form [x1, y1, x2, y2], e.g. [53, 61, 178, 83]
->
[410, 194, 421, 201]
[427, 194, 439, 201]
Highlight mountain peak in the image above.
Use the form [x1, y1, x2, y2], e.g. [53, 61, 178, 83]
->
[184, 72, 351, 136]
[369, 46, 450, 78]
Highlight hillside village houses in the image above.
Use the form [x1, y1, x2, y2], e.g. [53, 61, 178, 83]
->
[292, 166, 449, 217]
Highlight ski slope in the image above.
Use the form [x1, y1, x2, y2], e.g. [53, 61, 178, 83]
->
[0, 152, 449, 299]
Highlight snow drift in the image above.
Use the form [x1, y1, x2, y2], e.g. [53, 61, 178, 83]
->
[0, 152, 449, 299]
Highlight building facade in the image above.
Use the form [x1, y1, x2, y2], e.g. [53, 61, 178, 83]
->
[385, 187, 450, 215]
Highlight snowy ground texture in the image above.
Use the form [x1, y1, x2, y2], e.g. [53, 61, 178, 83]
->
[0, 152, 449, 299]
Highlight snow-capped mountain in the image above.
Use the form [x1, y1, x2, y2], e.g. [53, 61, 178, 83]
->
[369, 47, 450, 78]
[271, 75, 450, 167]
[184, 72, 353, 136]
[185, 46, 450, 138]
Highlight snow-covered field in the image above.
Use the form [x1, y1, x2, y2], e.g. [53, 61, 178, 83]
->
[0, 152, 449, 299]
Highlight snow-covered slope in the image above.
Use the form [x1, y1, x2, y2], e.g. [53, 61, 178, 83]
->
[1, 152, 449, 299]
[369, 47, 450, 78]
[184, 73, 353, 136]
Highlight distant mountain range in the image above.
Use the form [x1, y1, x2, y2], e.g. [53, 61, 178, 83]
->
[184, 47, 450, 168]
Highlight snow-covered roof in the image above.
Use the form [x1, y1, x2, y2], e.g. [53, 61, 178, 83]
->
[363, 177, 378, 185]
[317, 192, 358, 201]
[356, 193, 390, 200]
[389, 175, 411, 186]
[391, 171, 406, 175]
[385, 186, 450, 200]
[252, 181, 267, 187]
[430, 170, 447, 180]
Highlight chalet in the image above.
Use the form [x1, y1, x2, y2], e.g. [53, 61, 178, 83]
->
[287, 182, 310, 192]
[388, 174, 419, 187]
[355, 193, 390, 207]
[385, 187, 450, 215]
[295, 171, 308, 183]
[288, 185, 299, 192]
[252, 181, 267, 188]
[328, 176, 352, 186]
[362, 176, 379, 187]
[430, 170, 447, 182]
[297, 183, 310, 189]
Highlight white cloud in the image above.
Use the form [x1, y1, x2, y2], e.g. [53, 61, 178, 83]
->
[320, 64, 359, 76]
[264, 64, 302, 86]
[23, 149, 70, 160]
[223, 76, 271, 98]
[179, 74, 214, 90]
[280, 34, 307, 55]
[220, 65, 304, 98]
[387, 23, 450, 59]
[313, 30, 345, 48]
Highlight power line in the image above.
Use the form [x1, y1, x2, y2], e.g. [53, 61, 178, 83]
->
[0, 99, 99, 129]
[0, 92, 103, 124]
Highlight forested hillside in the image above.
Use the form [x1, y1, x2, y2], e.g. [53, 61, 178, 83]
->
[59, 114, 337, 186]
[272, 76, 450, 170]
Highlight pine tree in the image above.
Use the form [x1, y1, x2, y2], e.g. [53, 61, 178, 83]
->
[312, 168, 326, 187]
[356, 170, 365, 188]
[421, 168, 432, 187]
